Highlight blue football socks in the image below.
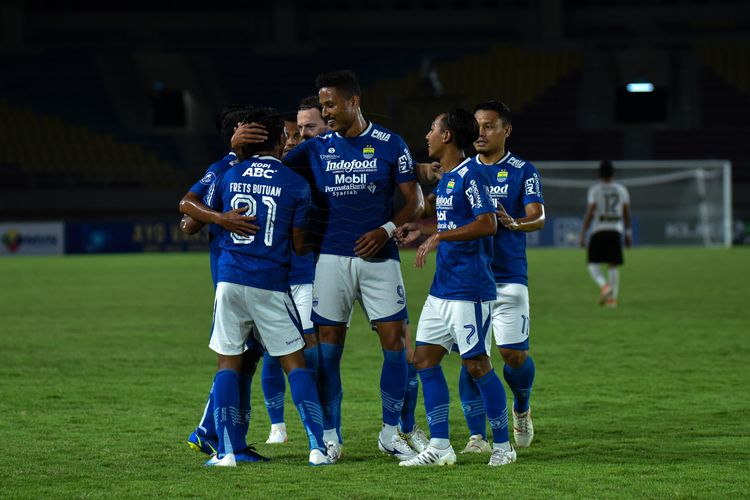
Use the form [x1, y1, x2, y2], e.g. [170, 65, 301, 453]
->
[212, 369, 247, 457]
[381, 349, 407, 427]
[288, 368, 326, 452]
[399, 362, 419, 433]
[319, 343, 344, 443]
[419, 365, 450, 440]
[474, 369, 509, 446]
[503, 356, 535, 413]
[261, 353, 286, 425]
[459, 364, 487, 439]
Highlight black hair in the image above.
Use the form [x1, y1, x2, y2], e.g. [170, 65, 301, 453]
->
[239, 107, 284, 157]
[315, 70, 361, 99]
[216, 104, 254, 148]
[438, 108, 479, 150]
[474, 100, 513, 126]
[599, 160, 614, 179]
[298, 95, 323, 112]
[282, 111, 298, 123]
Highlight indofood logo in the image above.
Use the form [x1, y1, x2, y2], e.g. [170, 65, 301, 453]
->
[325, 158, 377, 173]
[2, 229, 21, 252]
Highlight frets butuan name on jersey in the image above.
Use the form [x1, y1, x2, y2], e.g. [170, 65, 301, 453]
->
[283, 122, 416, 260]
[430, 158, 496, 303]
[587, 181, 630, 234]
[205, 155, 311, 292]
[478, 151, 544, 287]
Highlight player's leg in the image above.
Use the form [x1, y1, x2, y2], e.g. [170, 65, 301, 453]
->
[605, 233, 625, 307]
[360, 258, 415, 459]
[400, 323, 429, 452]
[205, 282, 254, 467]
[400, 296, 456, 467]
[261, 352, 287, 443]
[252, 288, 332, 465]
[311, 255, 358, 454]
[458, 362, 490, 453]
[587, 233, 612, 304]
[239, 344, 261, 444]
[495, 284, 534, 449]
[456, 299, 515, 466]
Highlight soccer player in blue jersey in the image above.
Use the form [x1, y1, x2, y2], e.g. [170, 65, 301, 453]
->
[233, 70, 425, 460]
[186, 107, 332, 466]
[260, 111, 321, 445]
[179, 105, 265, 459]
[396, 109, 516, 467]
[457, 101, 545, 453]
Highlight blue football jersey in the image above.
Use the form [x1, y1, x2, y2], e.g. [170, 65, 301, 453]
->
[429, 158, 497, 302]
[189, 152, 238, 287]
[477, 151, 544, 286]
[205, 155, 311, 292]
[283, 122, 416, 260]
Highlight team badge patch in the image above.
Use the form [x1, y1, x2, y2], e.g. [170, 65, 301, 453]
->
[497, 170, 508, 183]
[446, 179, 455, 194]
[362, 145, 375, 159]
[200, 171, 217, 185]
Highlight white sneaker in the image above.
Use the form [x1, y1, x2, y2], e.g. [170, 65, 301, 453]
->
[460, 434, 491, 454]
[265, 426, 288, 444]
[488, 445, 517, 466]
[378, 433, 418, 460]
[325, 441, 343, 463]
[513, 408, 534, 448]
[403, 425, 430, 453]
[204, 453, 236, 467]
[399, 445, 456, 467]
[309, 448, 334, 466]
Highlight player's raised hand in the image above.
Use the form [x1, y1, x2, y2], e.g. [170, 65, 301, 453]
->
[230, 122, 268, 150]
[354, 227, 389, 258]
[218, 206, 260, 236]
[394, 222, 422, 247]
[415, 233, 440, 268]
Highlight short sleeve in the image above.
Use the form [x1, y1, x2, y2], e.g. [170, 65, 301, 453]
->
[464, 168, 495, 217]
[204, 175, 224, 211]
[283, 139, 314, 169]
[394, 137, 416, 184]
[620, 184, 630, 205]
[521, 164, 544, 206]
[587, 185, 595, 205]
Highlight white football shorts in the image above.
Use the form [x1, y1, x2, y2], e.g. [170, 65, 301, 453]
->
[416, 295, 493, 359]
[210, 281, 306, 357]
[312, 254, 407, 325]
[291, 283, 314, 334]
[492, 283, 530, 348]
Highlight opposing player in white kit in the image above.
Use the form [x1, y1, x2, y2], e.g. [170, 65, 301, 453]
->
[579, 160, 632, 308]
[456, 101, 545, 453]
[396, 109, 516, 467]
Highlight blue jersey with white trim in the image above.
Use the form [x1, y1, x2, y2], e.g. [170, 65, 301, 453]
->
[429, 158, 496, 302]
[476, 151, 544, 286]
[283, 122, 416, 260]
[205, 155, 311, 292]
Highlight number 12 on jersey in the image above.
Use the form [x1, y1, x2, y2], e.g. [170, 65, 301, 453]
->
[230, 193, 277, 245]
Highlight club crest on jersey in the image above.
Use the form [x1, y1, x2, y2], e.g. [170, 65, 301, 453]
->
[446, 179, 456, 194]
[200, 171, 216, 185]
[362, 145, 375, 159]
[497, 170, 508, 183]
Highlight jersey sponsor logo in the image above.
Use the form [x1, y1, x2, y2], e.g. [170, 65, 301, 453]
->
[524, 174, 540, 196]
[489, 184, 509, 197]
[362, 145, 375, 159]
[242, 166, 277, 179]
[325, 158, 377, 173]
[366, 182, 377, 193]
[437, 220, 457, 231]
[437, 211, 447, 221]
[466, 179, 483, 209]
[334, 173, 368, 184]
[446, 179, 455, 194]
[328, 147, 335, 153]
[200, 171, 217, 185]
[397, 148, 413, 174]
[435, 195, 454, 209]
[507, 156, 526, 168]
[370, 129, 391, 142]
[497, 170, 508, 183]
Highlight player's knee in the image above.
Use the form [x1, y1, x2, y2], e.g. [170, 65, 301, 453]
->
[499, 348, 527, 369]
[318, 325, 346, 344]
[463, 356, 492, 379]
[304, 332, 319, 348]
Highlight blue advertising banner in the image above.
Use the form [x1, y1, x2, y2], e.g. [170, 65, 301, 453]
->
[65, 220, 209, 254]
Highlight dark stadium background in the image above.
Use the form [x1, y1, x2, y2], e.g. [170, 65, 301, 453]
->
[1, 0, 749, 248]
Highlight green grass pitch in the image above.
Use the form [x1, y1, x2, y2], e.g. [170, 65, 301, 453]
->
[1, 247, 749, 498]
